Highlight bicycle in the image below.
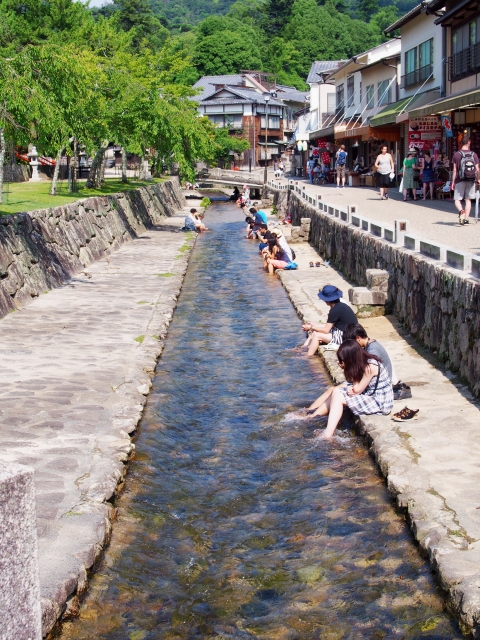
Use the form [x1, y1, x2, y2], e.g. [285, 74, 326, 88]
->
[313, 172, 328, 186]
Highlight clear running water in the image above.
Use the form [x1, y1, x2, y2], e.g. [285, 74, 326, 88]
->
[57, 204, 462, 640]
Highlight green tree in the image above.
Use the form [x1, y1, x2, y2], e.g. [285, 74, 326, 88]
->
[370, 5, 399, 38]
[357, 0, 379, 22]
[262, 0, 293, 36]
[208, 126, 250, 166]
[112, 0, 169, 51]
[195, 30, 263, 75]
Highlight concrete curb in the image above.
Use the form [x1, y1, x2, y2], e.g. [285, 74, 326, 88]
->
[278, 269, 480, 638]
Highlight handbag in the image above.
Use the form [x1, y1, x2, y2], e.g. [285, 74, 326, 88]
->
[398, 178, 404, 192]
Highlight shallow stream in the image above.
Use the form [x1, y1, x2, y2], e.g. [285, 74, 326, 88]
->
[58, 204, 462, 639]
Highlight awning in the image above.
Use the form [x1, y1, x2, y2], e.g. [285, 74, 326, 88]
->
[308, 125, 335, 141]
[407, 87, 480, 118]
[370, 96, 421, 127]
[334, 124, 401, 142]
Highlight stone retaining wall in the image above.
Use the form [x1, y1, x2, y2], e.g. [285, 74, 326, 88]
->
[0, 179, 185, 318]
[4, 164, 30, 182]
[270, 188, 480, 395]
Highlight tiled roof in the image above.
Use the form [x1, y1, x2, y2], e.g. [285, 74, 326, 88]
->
[192, 75, 247, 101]
[384, 0, 439, 35]
[306, 61, 343, 84]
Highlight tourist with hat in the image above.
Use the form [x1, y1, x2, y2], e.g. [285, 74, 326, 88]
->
[302, 285, 356, 357]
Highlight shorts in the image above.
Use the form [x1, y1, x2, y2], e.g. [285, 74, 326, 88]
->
[336, 165, 346, 179]
[376, 172, 391, 188]
[259, 242, 268, 251]
[269, 260, 289, 270]
[454, 181, 476, 201]
[329, 328, 343, 345]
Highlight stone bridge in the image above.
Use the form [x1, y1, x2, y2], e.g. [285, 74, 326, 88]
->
[196, 167, 264, 188]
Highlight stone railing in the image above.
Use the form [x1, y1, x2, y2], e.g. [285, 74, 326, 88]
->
[0, 178, 186, 319]
[267, 179, 480, 395]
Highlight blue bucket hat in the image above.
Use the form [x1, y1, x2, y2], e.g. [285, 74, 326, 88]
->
[318, 285, 343, 302]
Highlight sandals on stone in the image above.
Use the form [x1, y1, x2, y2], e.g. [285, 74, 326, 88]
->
[393, 381, 412, 401]
[392, 406, 419, 422]
[315, 262, 321, 267]
[309, 261, 314, 267]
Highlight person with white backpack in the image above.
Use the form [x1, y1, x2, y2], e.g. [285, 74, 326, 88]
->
[452, 135, 480, 225]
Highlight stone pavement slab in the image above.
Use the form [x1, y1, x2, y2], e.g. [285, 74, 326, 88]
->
[276, 235, 480, 636]
[0, 205, 196, 636]
[272, 174, 480, 255]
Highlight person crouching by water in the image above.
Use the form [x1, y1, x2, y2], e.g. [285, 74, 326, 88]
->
[307, 339, 393, 438]
[302, 285, 356, 356]
[184, 208, 208, 232]
[262, 238, 291, 274]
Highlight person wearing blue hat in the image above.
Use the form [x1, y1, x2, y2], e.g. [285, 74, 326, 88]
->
[302, 285, 357, 356]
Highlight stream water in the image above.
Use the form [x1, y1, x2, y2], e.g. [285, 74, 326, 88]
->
[58, 204, 462, 639]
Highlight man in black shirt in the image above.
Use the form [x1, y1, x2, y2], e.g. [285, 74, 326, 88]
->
[302, 285, 356, 356]
[256, 223, 273, 250]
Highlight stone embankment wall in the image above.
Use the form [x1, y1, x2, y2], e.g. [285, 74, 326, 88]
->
[271, 188, 480, 395]
[4, 164, 30, 182]
[0, 179, 185, 317]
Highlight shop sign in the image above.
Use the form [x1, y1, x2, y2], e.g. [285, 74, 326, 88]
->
[441, 115, 453, 138]
[408, 117, 442, 145]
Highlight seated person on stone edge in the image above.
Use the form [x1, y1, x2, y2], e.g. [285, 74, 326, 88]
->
[245, 216, 257, 238]
[302, 285, 356, 356]
[262, 238, 292, 274]
[185, 208, 207, 233]
[250, 206, 268, 225]
[343, 323, 394, 383]
[270, 228, 294, 263]
[306, 339, 393, 439]
[256, 223, 274, 251]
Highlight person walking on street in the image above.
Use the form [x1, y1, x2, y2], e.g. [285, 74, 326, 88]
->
[402, 150, 418, 201]
[307, 156, 315, 184]
[452, 135, 480, 225]
[422, 151, 435, 201]
[335, 145, 347, 188]
[374, 145, 394, 200]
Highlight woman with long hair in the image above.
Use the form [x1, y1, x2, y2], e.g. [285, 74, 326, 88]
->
[307, 339, 393, 438]
[262, 238, 291, 274]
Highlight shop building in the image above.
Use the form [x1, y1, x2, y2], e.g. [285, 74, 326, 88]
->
[325, 40, 403, 180]
[383, 2, 445, 158]
[405, 0, 480, 163]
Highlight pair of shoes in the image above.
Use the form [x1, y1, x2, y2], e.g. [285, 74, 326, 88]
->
[336, 185, 339, 189]
[403, 198, 407, 202]
[315, 262, 321, 267]
[385, 195, 388, 200]
[309, 261, 314, 268]
[323, 342, 339, 351]
[392, 406, 419, 422]
[393, 381, 412, 401]
[459, 210, 466, 225]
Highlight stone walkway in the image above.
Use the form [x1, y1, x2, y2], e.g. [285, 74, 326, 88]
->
[272, 173, 480, 255]
[0, 206, 196, 635]
[274, 232, 480, 635]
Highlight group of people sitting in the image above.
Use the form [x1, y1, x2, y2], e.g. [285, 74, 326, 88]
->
[301, 285, 415, 438]
[184, 208, 208, 232]
[244, 206, 298, 273]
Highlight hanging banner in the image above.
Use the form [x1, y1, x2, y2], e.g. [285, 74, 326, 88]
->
[409, 116, 442, 145]
[441, 115, 453, 138]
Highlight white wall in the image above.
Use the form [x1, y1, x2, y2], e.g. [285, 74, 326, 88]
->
[399, 13, 443, 98]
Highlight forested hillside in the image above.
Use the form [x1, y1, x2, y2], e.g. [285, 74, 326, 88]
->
[90, 0, 410, 89]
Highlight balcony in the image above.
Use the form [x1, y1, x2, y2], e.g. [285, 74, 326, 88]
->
[400, 63, 433, 89]
[448, 44, 480, 82]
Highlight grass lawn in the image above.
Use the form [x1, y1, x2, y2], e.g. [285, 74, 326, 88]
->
[0, 177, 166, 216]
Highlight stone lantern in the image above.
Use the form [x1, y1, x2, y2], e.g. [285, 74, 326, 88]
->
[27, 146, 42, 182]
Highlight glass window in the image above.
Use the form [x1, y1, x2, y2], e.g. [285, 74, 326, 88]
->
[366, 84, 374, 109]
[336, 83, 344, 113]
[359, 81, 362, 106]
[260, 115, 280, 129]
[327, 93, 336, 113]
[208, 114, 225, 126]
[420, 39, 433, 68]
[405, 47, 417, 74]
[225, 114, 243, 128]
[347, 75, 355, 107]
[377, 80, 391, 106]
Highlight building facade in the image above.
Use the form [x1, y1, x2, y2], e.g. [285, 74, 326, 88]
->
[192, 73, 308, 169]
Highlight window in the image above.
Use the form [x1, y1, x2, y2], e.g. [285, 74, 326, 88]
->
[260, 115, 280, 129]
[327, 93, 336, 113]
[377, 79, 392, 106]
[403, 39, 433, 87]
[208, 114, 243, 128]
[450, 17, 480, 81]
[366, 84, 374, 109]
[336, 83, 345, 117]
[359, 81, 362, 107]
[310, 109, 318, 131]
[347, 75, 355, 107]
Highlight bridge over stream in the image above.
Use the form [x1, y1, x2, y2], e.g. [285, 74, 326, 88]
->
[196, 167, 264, 190]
